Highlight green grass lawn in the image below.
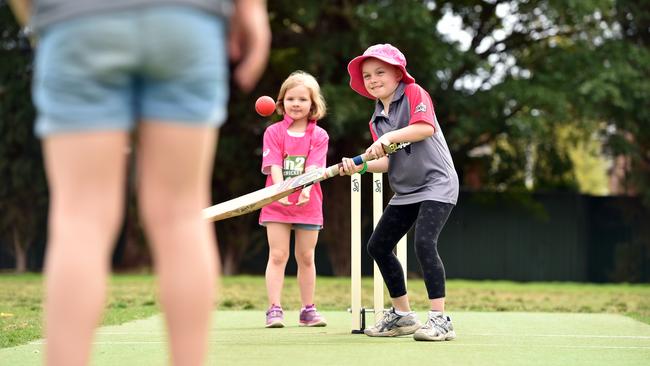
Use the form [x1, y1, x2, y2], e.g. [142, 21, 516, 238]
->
[1, 273, 649, 349]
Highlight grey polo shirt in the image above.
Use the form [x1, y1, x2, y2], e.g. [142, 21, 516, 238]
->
[369, 82, 459, 205]
[31, 0, 233, 32]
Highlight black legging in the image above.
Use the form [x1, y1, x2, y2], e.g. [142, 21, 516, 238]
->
[367, 200, 453, 300]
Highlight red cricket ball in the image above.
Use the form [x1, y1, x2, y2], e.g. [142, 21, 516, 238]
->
[255, 96, 276, 117]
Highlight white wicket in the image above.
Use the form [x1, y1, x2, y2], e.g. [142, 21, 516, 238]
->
[351, 172, 408, 333]
[350, 173, 362, 332]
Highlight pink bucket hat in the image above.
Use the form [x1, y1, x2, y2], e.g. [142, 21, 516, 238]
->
[347, 44, 416, 99]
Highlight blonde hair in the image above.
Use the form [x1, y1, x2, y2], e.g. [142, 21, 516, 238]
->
[276, 71, 327, 120]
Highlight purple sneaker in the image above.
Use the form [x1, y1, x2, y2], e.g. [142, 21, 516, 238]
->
[265, 304, 284, 328]
[299, 304, 327, 327]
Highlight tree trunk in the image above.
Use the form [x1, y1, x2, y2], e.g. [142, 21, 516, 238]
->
[221, 248, 238, 275]
[218, 219, 250, 275]
[13, 227, 27, 273]
[116, 214, 151, 269]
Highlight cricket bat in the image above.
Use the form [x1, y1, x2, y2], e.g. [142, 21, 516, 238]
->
[203, 142, 410, 222]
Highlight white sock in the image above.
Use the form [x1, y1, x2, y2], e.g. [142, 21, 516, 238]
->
[429, 310, 444, 318]
[394, 309, 413, 316]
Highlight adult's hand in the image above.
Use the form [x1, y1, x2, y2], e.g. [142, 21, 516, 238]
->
[228, 0, 271, 92]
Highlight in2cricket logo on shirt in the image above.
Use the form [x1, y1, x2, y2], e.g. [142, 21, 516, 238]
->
[414, 102, 427, 114]
[283, 155, 306, 179]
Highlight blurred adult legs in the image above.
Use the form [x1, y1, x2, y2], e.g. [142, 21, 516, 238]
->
[137, 122, 218, 366]
[43, 132, 128, 366]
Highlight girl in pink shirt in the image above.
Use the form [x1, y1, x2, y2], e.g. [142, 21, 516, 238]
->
[259, 71, 329, 328]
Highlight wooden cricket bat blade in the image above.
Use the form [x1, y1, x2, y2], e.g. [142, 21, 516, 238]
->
[202, 167, 332, 221]
[203, 142, 410, 222]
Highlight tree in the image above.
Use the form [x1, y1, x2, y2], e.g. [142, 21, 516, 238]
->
[2, 0, 647, 273]
[597, 0, 650, 203]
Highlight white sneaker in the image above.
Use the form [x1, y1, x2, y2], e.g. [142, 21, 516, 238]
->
[413, 313, 456, 341]
[364, 308, 422, 337]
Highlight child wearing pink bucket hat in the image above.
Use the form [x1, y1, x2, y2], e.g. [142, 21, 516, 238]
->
[340, 44, 459, 341]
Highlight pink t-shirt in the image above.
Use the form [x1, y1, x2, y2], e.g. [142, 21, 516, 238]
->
[259, 116, 329, 226]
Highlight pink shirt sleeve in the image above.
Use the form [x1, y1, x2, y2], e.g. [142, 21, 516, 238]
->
[261, 124, 284, 175]
[405, 84, 436, 131]
[368, 120, 378, 141]
[305, 127, 329, 169]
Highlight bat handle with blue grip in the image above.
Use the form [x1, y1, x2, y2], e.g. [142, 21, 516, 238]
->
[352, 142, 409, 165]
[325, 142, 409, 178]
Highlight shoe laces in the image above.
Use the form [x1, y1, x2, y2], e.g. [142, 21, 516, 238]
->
[376, 308, 400, 328]
[266, 305, 283, 317]
[301, 304, 317, 313]
[423, 315, 450, 331]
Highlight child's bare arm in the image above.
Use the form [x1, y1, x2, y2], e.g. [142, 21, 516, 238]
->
[366, 157, 389, 173]
[367, 122, 434, 159]
[270, 165, 292, 205]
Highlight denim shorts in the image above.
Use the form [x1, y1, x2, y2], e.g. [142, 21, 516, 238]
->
[260, 222, 323, 231]
[32, 6, 229, 137]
